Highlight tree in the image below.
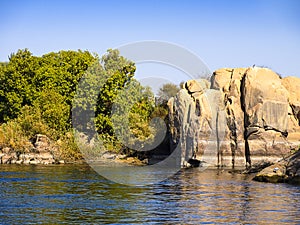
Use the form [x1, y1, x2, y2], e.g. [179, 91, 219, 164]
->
[0, 48, 158, 159]
[157, 83, 180, 102]
[95, 49, 136, 136]
[0, 49, 39, 121]
[0, 49, 96, 123]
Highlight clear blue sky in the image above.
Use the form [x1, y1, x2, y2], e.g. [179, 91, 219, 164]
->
[1, 0, 299, 78]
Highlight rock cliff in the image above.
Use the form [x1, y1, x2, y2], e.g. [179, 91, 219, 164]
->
[168, 67, 300, 168]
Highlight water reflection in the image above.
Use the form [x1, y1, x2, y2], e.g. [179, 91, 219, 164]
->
[0, 164, 300, 224]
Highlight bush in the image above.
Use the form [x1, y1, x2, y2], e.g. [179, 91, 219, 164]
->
[0, 121, 31, 153]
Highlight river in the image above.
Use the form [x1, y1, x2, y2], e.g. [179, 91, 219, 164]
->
[0, 164, 300, 224]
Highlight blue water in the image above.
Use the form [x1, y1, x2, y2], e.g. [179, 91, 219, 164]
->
[0, 164, 300, 224]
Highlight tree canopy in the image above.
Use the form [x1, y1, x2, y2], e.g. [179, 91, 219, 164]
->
[157, 83, 180, 101]
[0, 48, 160, 160]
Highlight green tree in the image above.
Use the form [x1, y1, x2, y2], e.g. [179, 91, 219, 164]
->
[95, 49, 136, 136]
[0, 48, 159, 160]
[0, 49, 39, 121]
[0, 49, 96, 123]
[157, 83, 180, 101]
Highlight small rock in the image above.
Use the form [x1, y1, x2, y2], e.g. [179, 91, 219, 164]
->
[29, 160, 38, 165]
[2, 147, 11, 154]
[253, 164, 287, 183]
[2, 155, 11, 164]
[116, 154, 127, 160]
[15, 160, 23, 164]
[23, 159, 30, 164]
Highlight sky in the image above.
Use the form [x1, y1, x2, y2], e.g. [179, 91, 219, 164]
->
[1, 0, 300, 85]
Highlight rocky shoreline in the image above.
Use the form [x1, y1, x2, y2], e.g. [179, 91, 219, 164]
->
[1, 133, 299, 184]
[0, 134, 64, 165]
[0, 134, 147, 166]
[1, 67, 300, 185]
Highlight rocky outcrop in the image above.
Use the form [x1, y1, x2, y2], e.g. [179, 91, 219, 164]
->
[168, 67, 300, 168]
[254, 150, 300, 184]
[282, 77, 300, 148]
[0, 134, 62, 165]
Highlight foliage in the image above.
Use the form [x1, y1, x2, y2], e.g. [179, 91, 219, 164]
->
[0, 48, 159, 161]
[111, 79, 156, 151]
[0, 49, 96, 123]
[0, 120, 31, 153]
[95, 49, 136, 135]
[56, 132, 82, 161]
[157, 83, 180, 101]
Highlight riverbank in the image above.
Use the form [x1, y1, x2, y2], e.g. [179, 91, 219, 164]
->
[1, 133, 299, 184]
[0, 133, 147, 166]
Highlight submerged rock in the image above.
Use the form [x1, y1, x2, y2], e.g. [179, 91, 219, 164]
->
[253, 150, 300, 184]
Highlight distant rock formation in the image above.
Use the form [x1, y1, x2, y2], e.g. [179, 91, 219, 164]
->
[168, 67, 300, 168]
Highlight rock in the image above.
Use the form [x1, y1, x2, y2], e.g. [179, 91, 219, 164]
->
[186, 79, 210, 93]
[29, 160, 39, 165]
[282, 76, 300, 146]
[168, 79, 226, 167]
[101, 152, 116, 160]
[169, 67, 300, 169]
[2, 153, 15, 164]
[285, 150, 300, 183]
[2, 147, 11, 154]
[0, 134, 60, 165]
[243, 160, 273, 174]
[253, 163, 287, 183]
[253, 150, 300, 184]
[15, 160, 23, 164]
[242, 68, 290, 164]
[58, 160, 65, 164]
[32, 134, 51, 152]
[211, 68, 248, 167]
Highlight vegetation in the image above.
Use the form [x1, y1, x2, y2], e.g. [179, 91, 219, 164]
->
[0, 49, 179, 162]
[158, 83, 180, 101]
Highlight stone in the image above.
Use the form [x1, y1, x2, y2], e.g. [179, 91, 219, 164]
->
[2, 155, 12, 164]
[29, 160, 39, 165]
[242, 68, 290, 164]
[2, 147, 11, 154]
[253, 163, 287, 183]
[169, 67, 300, 169]
[243, 68, 288, 131]
[211, 68, 248, 167]
[282, 76, 300, 145]
[32, 134, 51, 152]
[168, 79, 227, 167]
[253, 150, 300, 184]
[15, 160, 23, 164]
[186, 79, 210, 93]
[285, 150, 300, 183]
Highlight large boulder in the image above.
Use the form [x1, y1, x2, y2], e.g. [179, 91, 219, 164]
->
[211, 68, 248, 167]
[282, 76, 300, 148]
[169, 79, 227, 167]
[242, 68, 290, 164]
[168, 67, 300, 169]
